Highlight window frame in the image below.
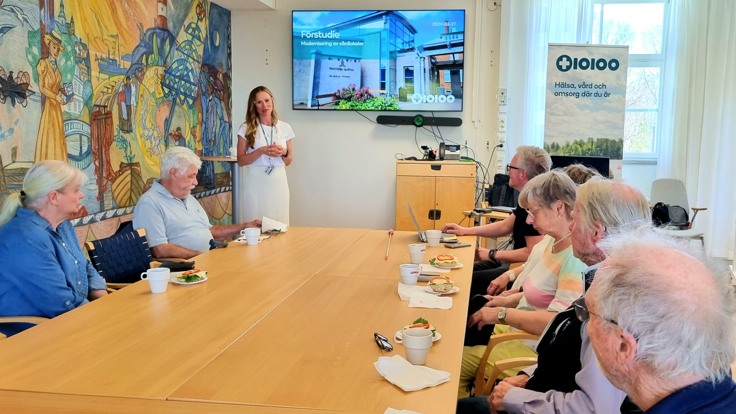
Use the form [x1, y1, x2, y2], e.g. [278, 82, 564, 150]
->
[590, 0, 670, 162]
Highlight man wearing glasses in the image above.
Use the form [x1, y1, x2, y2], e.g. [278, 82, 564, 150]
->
[585, 229, 736, 413]
[458, 179, 652, 414]
[442, 146, 551, 298]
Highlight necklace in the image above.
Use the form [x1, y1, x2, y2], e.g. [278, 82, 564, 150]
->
[552, 232, 572, 252]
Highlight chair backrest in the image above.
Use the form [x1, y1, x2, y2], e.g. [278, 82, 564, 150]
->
[650, 178, 690, 211]
[85, 228, 153, 284]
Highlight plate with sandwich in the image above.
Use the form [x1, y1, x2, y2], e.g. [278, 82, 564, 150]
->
[170, 269, 208, 285]
[394, 317, 442, 343]
[428, 254, 463, 269]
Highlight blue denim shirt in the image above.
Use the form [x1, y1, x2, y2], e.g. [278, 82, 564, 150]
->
[0, 209, 107, 336]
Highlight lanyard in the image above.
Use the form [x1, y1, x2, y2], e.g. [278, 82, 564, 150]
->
[260, 123, 274, 146]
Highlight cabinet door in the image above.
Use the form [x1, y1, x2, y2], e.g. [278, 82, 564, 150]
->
[396, 176, 435, 231]
[435, 176, 475, 228]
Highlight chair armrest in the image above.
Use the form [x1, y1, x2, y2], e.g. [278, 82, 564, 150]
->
[481, 357, 539, 395]
[690, 207, 707, 227]
[0, 316, 50, 325]
[474, 331, 540, 395]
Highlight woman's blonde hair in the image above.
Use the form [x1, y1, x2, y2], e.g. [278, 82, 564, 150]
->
[518, 170, 577, 220]
[0, 161, 85, 227]
[244, 86, 279, 149]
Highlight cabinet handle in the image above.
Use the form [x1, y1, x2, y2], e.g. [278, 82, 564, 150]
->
[431, 164, 442, 171]
[428, 209, 441, 220]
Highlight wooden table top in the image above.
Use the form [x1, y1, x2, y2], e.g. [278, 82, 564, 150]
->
[0, 228, 473, 413]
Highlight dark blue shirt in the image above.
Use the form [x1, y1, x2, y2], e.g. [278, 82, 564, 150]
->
[0, 209, 107, 336]
[647, 376, 736, 413]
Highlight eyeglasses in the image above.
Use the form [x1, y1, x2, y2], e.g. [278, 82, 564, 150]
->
[506, 164, 523, 173]
[572, 296, 618, 326]
[525, 207, 542, 218]
[374, 332, 393, 351]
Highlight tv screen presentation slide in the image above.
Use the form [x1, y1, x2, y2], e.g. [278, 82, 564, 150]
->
[292, 10, 465, 111]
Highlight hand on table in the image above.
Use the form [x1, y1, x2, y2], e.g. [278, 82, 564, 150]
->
[476, 247, 490, 262]
[442, 223, 467, 235]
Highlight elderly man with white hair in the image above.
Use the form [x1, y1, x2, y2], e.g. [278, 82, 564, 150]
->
[585, 228, 736, 413]
[133, 146, 260, 259]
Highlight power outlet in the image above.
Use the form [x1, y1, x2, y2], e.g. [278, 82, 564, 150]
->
[498, 114, 507, 133]
[498, 88, 507, 106]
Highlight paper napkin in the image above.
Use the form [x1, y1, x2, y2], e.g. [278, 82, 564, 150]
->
[384, 408, 423, 414]
[375, 355, 451, 392]
[262, 216, 288, 233]
[408, 291, 452, 309]
[397, 283, 427, 301]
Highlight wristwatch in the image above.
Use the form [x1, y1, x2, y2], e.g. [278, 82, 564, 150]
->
[497, 307, 508, 323]
[488, 249, 497, 261]
[282, 150, 289, 158]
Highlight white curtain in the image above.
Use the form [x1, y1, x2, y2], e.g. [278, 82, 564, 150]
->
[501, 0, 592, 152]
[659, 0, 736, 259]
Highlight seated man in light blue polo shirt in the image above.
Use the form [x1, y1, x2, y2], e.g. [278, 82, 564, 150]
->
[133, 147, 260, 259]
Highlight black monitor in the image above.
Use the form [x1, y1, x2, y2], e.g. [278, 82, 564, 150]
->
[550, 155, 610, 178]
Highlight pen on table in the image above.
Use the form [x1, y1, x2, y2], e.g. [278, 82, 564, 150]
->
[385, 229, 394, 261]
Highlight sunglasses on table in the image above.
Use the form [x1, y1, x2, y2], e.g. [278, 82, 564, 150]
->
[374, 332, 393, 352]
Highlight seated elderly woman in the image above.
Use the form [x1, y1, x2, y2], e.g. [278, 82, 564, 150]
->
[0, 161, 108, 337]
[458, 170, 586, 397]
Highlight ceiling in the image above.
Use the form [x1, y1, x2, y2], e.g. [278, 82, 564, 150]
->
[211, 0, 276, 11]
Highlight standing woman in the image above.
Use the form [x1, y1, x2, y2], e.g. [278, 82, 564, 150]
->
[236, 86, 294, 225]
[0, 161, 108, 337]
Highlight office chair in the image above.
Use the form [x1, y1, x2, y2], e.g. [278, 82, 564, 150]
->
[85, 227, 153, 289]
[650, 178, 706, 247]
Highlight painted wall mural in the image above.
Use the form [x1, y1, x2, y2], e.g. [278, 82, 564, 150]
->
[0, 0, 232, 225]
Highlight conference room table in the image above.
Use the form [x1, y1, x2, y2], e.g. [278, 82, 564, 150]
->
[0, 228, 475, 413]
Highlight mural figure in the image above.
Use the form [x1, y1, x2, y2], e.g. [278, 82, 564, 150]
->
[118, 75, 132, 133]
[34, 30, 68, 162]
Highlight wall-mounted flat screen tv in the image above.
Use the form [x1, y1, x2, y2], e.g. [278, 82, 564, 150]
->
[292, 10, 465, 111]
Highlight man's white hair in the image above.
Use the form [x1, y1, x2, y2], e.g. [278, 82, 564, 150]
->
[592, 226, 736, 384]
[160, 147, 202, 179]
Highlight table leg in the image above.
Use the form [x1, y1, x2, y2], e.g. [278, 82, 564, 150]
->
[231, 162, 239, 223]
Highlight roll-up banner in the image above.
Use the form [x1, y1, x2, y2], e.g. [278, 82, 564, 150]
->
[544, 44, 628, 178]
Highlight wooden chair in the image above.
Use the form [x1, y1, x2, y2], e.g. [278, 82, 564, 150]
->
[85, 227, 153, 290]
[473, 331, 540, 396]
[650, 178, 707, 246]
[0, 316, 49, 340]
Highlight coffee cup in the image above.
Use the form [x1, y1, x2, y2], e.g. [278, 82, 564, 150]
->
[402, 327, 433, 364]
[408, 243, 426, 264]
[241, 227, 261, 245]
[425, 229, 442, 247]
[399, 263, 421, 285]
[140, 267, 170, 294]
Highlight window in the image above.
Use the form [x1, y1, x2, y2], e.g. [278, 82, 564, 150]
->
[591, 0, 667, 160]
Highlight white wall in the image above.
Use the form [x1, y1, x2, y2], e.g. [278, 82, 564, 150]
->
[231, 0, 502, 229]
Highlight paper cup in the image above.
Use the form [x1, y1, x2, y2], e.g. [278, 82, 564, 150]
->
[399, 263, 421, 285]
[402, 327, 433, 364]
[408, 243, 426, 264]
[242, 227, 261, 245]
[140, 267, 170, 294]
[425, 230, 442, 247]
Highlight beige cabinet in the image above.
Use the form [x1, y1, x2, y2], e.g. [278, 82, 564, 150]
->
[395, 161, 476, 231]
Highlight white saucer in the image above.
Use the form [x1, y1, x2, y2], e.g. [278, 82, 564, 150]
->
[424, 286, 460, 295]
[431, 262, 464, 269]
[394, 329, 442, 343]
